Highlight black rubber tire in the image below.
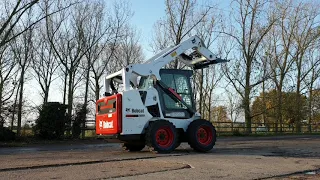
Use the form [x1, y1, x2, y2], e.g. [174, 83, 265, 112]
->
[175, 130, 181, 148]
[122, 142, 145, 152]
[145, 120, 177, 153]
[187, 119, 216, 152]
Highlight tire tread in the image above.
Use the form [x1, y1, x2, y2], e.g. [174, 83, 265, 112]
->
[187, 119, 216, 152]
[145, 120, 177, 153]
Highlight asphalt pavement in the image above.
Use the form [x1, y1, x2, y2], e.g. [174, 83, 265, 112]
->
[0, 135, 319, 179]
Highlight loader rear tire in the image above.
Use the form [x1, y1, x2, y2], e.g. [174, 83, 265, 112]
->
[122, 142, 145, 152]
[187, 119, 216, 152]
[146, 120, 177, 153]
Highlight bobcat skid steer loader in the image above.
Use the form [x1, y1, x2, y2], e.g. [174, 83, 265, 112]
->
[96, 35, 228, 153]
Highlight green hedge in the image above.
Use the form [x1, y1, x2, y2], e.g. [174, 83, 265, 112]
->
[0, 127, 16, 141]
[33, 102, 67, 139]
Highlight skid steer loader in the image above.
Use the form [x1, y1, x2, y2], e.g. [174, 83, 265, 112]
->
[96, 35, 228, 153]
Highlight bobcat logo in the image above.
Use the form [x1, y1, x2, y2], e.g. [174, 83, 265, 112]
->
[103, 121, 113, 129]
[132, 109, 144, 113]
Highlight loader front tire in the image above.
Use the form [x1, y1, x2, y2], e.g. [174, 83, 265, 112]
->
[146, 120, 177, 153]
[187, 119, 216, 152]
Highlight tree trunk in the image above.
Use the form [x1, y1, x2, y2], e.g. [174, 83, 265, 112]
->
[63, 69, 68, 105]
[276, 91, 282, 133]
[192, 70, 197, 106]
[295, 63, 302, 133]
[82, 59, 91, 139]
[199, 69, 203, 115]
[231, 121, 234, 132]
[95, 78, 100, 101]
[276, 80, 283, 133]
[17, 69, 25, 136]
[208, 91, 212, 121]
[262, 77, 266, 126]
[67, 70, 73, 136]
[0, 85, 3, 128]
[244, 88, 251, 134]
[307, 69, 315, 133]
[11, 82, 20, 130]
[308, 88, 313, 133]
[295, 93, 301, 133]
[244, 60, 252, 134]
[44, 85, 49, 104]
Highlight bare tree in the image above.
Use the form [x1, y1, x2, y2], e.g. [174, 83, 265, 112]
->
[0, 0, 77, 132]
[222, 0, 277, 134]
[90, 45, 114, 102]
[0, 45, 18, 127]
[90, 26, 143, 104]
[264, 0, 311, 132]
[113, 27, 144, 67]
[10, 8, 35, 136]
[80, 0, 129, 138]
[151, 0, 221, 119]
[45, 0, 132, 135]
[226, 91, 241, 131]
[0, 0, 75, 48]
[44, 0, 70, 105]
[291, 2, 320, 132]
[10, 81, 21, 130]
[78, 1, 106, 138]
[199, 67, 223, 121]
[303, 46, 320, 132]
[46, 3, 87, 134]
[193, 10, 220, 116]
[0, 0, 39, 128]
[32, 24, 60, 103]
[151, 0, 213, 69]
[0, 0, 38, 48]
[89, 1, 133, 101]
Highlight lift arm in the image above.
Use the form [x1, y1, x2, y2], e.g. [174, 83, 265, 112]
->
[128, 35, 228, 80]
[105, 35, 228, 93]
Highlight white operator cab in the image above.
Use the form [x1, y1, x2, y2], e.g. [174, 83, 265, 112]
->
[96, 35, 228, 153]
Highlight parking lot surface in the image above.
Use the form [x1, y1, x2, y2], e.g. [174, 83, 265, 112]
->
[0, 135, 319, 180]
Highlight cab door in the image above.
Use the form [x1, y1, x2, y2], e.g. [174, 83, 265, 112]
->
[158, 69, 195, 119]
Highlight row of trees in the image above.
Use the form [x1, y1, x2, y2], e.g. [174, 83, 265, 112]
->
[0, 0, 319, 138]
[221, 0, 320, 133]
[0, 0, 143, 137]
[252, 89, 320, 131]
[150, 0, 320, 133]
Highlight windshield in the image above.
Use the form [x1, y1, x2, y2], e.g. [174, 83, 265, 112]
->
[138, 76, 154, 90]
